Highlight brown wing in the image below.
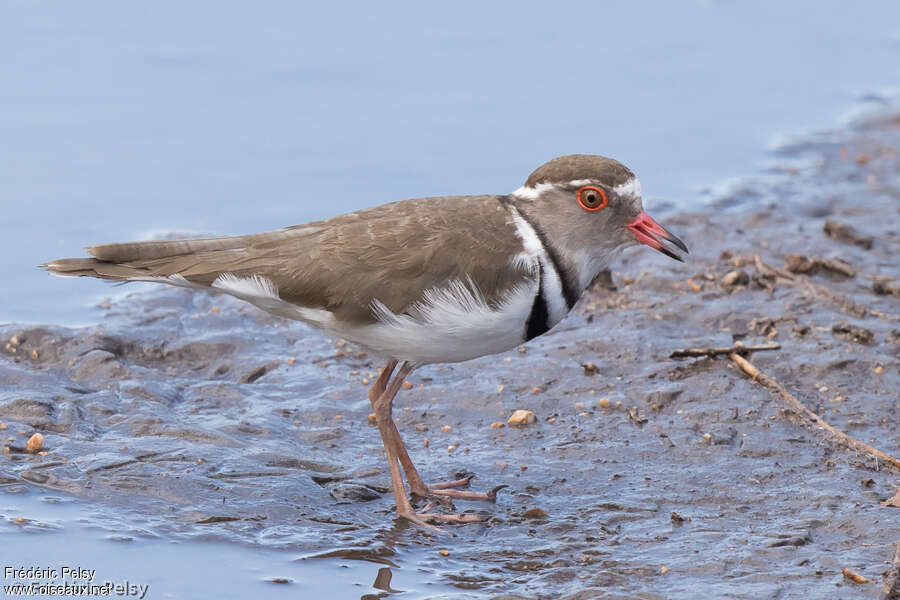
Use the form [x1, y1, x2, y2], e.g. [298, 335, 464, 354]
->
[44, 194, 529, 325]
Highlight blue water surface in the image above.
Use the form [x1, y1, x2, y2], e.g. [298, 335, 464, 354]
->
[2, 1, 899, 323]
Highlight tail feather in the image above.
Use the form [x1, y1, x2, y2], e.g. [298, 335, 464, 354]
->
[41, 257, 152, 280]
[42, 235, 255, 283]
[87, 236, 246, 262]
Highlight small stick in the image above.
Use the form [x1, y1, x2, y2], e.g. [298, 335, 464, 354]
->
[882, 542, 900, 600]
[670, 342, 780, 359]
[729, 352, 900, 472]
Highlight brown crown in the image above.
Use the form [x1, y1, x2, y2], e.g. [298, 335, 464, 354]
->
[524, 154, 635, 188]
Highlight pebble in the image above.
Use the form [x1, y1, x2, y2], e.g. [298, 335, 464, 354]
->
[660, 566, 669, 575]
[841, 568, 868, 584]
[439, 550, 450, 557]
[508, 409, 536, 426]
[523, 507, 548, 519]
[596, 398, 611, 408]
[26, 433, 44, 453]
[721, 270, 749, 286]
[440, 425, 452, 433]
[490, 422, 505, 429]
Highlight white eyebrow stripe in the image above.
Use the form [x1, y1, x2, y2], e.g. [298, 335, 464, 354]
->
[510, 182, 555, 200]
[614, 177, 642, 199]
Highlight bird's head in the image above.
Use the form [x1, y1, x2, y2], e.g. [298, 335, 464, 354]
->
[511, 155, 688, 269]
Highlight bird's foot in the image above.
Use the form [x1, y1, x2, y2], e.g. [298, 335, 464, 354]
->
[411, 475, 507, 503]
[409, 502, 486, 527]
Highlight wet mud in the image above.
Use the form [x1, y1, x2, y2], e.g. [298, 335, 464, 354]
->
[2, 108, 900, 599]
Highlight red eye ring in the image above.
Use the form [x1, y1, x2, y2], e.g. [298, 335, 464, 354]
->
[577, 186, 608, 212]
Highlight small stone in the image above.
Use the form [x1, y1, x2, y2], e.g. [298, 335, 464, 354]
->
[508, 409, 537, 426]
[596, 398, 611, 408]
[874, 365, 884, 375]
[841, 568, 869, 584]
[0, 422, 6, 431]
[497, 384, 505, 393]
[423, 438, 429, 448]
[819, 386, 828, 393]
[523, 507, 548, 519]
[440, 425, 452, 433]
[660, 566, 669, 575]
[286, 357, 296, 365]
[721, 270, 749, 287]
[531, 386, 541, 395]
[30, 349, 39, 359]
[582, 362, 599, 376]
[439, 550, 450, 557]
[490, 422, 505, 429]
[26, 433, 44, 453]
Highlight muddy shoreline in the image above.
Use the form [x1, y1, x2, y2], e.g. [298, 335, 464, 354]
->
[2, 108, 899, 599]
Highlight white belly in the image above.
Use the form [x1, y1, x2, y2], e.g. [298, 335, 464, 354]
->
[339, 277, 546, 365]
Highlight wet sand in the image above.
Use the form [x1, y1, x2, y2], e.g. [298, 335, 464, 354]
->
[2, 107, 899, 599]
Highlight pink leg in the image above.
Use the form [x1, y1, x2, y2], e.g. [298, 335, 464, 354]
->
[367, 361, 498, 527]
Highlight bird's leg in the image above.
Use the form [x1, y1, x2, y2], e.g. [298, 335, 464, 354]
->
[368, 361, 430, 497]
[370, 362, 498, 501]
[369, 362, 491, 526]
[369, 361, 502, 512]
[370, 362, 438, 529]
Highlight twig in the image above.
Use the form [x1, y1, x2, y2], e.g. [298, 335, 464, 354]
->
[882, 542, 900, 600]
[729, 352, 900, 472]
[670, 342, 780, 359]
[733, 253, 899, 322]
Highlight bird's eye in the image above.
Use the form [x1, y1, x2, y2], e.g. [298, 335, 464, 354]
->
[577, 186, 608, 212]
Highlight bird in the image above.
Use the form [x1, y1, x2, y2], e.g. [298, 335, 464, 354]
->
[43, 154, 688, 528]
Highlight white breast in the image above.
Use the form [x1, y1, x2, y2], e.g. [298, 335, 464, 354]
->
[342, 277, 538, 365]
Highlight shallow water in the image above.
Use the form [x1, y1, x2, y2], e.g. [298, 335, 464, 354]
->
[3, 1, 900, 323]
[2, 488, 459, 599]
